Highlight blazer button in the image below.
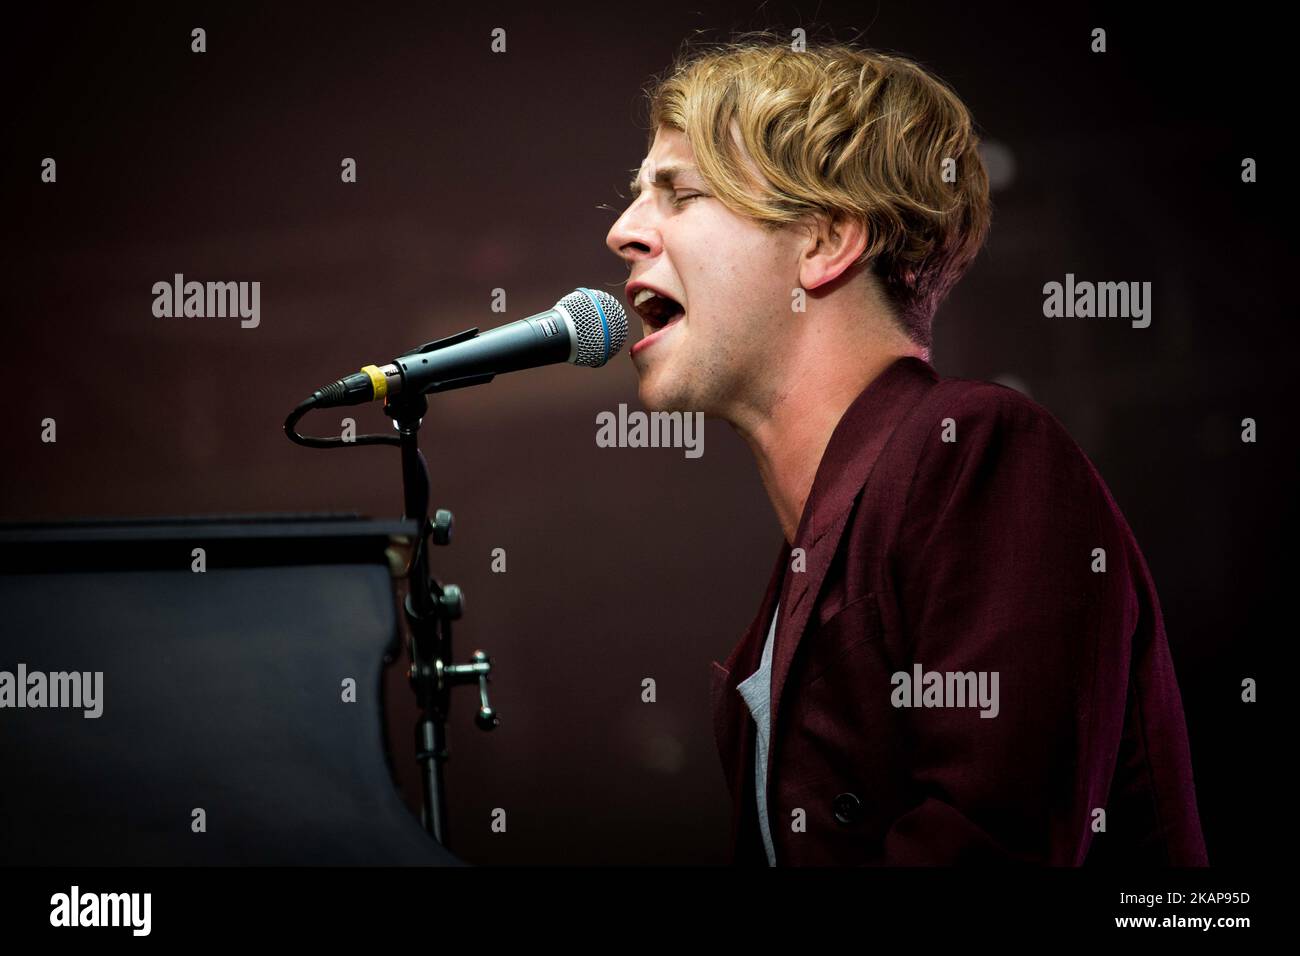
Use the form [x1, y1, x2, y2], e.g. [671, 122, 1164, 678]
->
[832, 792, 863, 825]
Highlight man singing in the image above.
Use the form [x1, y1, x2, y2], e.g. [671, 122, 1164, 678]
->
[605, 35, 1207, 865]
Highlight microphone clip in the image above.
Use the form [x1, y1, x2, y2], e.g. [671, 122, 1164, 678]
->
[398, 326, 481, 356]
[392, 326, 497, 396]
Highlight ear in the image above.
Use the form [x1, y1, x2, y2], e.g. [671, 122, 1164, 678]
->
[796, 212, 869, 292]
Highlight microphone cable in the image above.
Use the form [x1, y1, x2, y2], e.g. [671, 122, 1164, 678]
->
[283, 395, 401, 449]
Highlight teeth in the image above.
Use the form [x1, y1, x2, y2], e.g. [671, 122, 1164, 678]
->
[634, 289, 656, 308]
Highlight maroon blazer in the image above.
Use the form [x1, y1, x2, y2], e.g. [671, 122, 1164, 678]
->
[710, 356, 1208, 865]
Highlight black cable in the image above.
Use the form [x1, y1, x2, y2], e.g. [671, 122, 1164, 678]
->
[283, 396, 401, 449]
[283, 394, 431, 580]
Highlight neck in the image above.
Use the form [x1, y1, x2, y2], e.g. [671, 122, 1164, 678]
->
[730, 325, 925, 546]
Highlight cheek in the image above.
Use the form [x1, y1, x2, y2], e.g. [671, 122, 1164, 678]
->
[675, 218, 793, 313]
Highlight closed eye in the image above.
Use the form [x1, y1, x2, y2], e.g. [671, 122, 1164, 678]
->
[670, 192, 703, 207]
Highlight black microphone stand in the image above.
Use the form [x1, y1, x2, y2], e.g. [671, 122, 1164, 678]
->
[285, 326, 509, 850]
[383, 382, 499, 847]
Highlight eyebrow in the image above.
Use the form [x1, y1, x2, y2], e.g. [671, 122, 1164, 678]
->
[627, 163, 700, 199]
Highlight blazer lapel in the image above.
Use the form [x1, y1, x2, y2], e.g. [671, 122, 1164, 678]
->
[708, 355, 939, 862]
[763, 357, 939, 812]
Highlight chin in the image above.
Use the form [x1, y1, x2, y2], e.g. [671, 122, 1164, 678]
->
[636, 378, 667, 413]
[636, 371, 685, 414]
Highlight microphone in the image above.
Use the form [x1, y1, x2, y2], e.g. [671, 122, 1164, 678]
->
[308, 287, 628, 408]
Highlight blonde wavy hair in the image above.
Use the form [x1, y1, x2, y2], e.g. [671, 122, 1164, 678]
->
[643, 34, 992, 348]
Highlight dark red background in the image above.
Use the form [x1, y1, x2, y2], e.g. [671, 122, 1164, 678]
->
[1, 2, 1287, 865]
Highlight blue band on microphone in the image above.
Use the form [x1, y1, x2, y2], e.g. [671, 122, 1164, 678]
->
[576, 287, 611, 363]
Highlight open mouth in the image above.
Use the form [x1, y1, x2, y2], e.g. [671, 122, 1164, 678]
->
[632, 289, 685, 331]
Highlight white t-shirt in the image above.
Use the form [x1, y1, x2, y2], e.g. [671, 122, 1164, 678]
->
[735, 602, 778, 866]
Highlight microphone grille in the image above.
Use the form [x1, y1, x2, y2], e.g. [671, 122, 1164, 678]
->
[561, 288, 628, 368]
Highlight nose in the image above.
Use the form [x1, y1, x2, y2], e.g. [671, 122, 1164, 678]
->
[605, 197, 660, 267]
